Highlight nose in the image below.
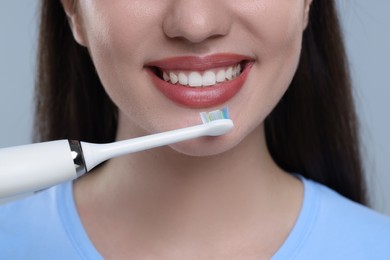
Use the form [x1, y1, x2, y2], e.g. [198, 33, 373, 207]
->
[162, 0, 231, 43]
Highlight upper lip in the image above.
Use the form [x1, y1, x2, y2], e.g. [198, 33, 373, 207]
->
[145, 53, 254, 71]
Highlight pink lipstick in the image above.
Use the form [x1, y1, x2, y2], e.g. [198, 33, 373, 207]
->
[146, 54, 254, 108]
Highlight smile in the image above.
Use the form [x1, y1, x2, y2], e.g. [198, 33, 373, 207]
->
[158, 63, 242, 88]
[146, 54, 254, 108]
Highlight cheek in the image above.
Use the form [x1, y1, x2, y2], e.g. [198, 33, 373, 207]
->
[232, 2, 306, 129]
[258, 2, 305, 87]
[254, 1, 305, 56]
[235, 0, 305, 59]
[81, 3, 153, 69]
[79, 2, 169, 126]
[81, 1, 168, 60]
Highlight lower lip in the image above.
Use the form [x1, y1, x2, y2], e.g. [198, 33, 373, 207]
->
[147, 63, 253, 108]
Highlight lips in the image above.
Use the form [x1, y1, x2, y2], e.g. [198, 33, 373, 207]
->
[145, 54, 254, 108]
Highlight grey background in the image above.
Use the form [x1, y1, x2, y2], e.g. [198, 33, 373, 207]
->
[0, 1, 389, 214]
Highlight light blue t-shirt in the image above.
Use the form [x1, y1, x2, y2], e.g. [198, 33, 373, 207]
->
[0, 177, 389, 259]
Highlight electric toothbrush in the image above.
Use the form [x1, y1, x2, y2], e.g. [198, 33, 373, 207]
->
[0, 107, 233, 198]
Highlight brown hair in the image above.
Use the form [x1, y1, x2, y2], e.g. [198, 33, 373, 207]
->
[35, 0, 366, 204]
[34, 0, 117, 143]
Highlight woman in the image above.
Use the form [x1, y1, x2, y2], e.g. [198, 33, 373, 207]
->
[1, 0, 389, 259]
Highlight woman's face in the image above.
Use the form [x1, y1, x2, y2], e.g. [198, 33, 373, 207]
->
[64, 0, 312, 156]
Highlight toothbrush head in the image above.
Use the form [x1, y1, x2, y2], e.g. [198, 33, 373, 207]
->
[200, 107, 234, 136]
[200, 106, 230, 124]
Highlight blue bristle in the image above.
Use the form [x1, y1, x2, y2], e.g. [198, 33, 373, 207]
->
[222, 107, 229, 119]
[200, 107, 230, 124]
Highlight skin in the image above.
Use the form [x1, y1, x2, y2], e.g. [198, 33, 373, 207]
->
[62, 0, 313, 258]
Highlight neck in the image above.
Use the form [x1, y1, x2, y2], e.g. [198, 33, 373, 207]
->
[74, 121, 302, 257]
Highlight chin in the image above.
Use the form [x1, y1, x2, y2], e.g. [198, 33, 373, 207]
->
[167, 130, 243, 157]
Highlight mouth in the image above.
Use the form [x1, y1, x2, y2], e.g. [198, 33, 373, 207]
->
[149, 60, 249, 88]
[145, 54, 254, 108]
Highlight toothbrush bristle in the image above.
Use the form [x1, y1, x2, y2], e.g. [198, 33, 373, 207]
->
[200, 107, 230, 124]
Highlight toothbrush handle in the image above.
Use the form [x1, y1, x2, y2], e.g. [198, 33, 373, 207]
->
[0, 140, 86, 198]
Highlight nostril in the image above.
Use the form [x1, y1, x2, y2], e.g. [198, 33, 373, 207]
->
[162, 2, 231, 44]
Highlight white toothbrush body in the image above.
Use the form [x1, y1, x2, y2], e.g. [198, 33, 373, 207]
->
[0, 108, 233, 198]
[81, 119, 232, 172]
[0, 140, 80, 199]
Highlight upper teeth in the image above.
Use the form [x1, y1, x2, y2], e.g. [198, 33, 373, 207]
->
[161, 64, 242, 88]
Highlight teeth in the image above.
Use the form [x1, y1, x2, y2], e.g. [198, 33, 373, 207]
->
[225, 67, 233, 80]
[202, 71, 216, 86]
[188, 72, 202, 87]
[216, 70, 226, 83]
[233, 64, 241, 78]
[161, 63, 242, 87]
[178, 72, 188, 85]
[169, 72, 178, 84]
[163, 72, 170, 81]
